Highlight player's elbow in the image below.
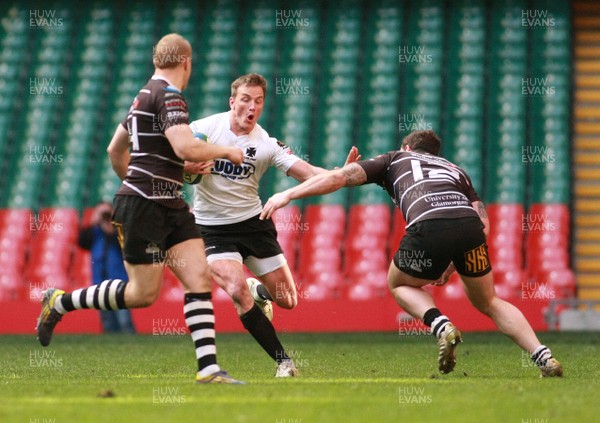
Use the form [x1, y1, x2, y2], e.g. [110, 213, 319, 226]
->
[107, 145, 120, 168]
[106, 143, 118, 159]
[173, 146, 192, 161]
[165, 126, 194, 161]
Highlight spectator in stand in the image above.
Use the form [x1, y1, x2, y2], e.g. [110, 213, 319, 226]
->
[78, 202, 135, 334]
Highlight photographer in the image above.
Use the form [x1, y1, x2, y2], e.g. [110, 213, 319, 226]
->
[78, 202, 135, 334]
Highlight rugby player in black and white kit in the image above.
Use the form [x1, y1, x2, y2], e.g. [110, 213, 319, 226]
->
[36, 34, 246, 384]
[187, 73, 360, 377]
[261, 130, 562, 378]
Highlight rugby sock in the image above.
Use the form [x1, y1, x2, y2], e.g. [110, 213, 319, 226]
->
[184, 292, 221, 377]
[530, 345, 553, 367]
[423, 308, 451, 338]
[54, 279, 127, 315]
[240, 304, 289, 363]
[256, 283, 273, 301]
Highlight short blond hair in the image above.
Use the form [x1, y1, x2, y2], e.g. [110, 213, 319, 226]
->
[230, 73, 267, 98]
[152, 33, 191, 69]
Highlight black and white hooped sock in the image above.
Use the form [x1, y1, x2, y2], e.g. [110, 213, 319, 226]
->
[422, 308, 451, 338]
[531, 345, 553, 367]
[54, 279, 127, 315]
[184, 292, 221, 377]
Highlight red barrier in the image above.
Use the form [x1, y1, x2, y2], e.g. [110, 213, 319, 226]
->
[1, 295, 549, 335]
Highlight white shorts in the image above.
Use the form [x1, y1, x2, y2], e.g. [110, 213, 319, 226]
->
[206, 252, 287, 277]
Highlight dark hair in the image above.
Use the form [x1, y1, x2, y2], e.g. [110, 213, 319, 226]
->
[401, 130, 441, 156]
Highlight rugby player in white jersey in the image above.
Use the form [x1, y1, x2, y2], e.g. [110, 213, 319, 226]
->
[260, 130, 562, 378]
[187, 73, 360, 377]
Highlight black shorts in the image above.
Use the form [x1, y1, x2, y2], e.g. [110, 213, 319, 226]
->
[393, 216, 492, 280]
[197, 214, 283, 259]
[112, 195, 201, 265]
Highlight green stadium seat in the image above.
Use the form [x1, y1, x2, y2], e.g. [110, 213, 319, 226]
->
[0, 0, 573, 223]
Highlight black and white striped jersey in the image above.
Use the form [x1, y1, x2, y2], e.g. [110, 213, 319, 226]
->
[357, 150, 481, 227]
[115, 75, 189, 209]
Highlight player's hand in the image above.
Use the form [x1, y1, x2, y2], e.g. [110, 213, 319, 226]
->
[343, 146, 361, 167]
[431, 263, 455, 286]
[260, 192, 291, 220]
[183, 160, 214, 175]
[227, 148, 244, 165]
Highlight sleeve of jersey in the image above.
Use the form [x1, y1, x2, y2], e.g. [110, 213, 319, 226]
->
[120, 114, 128, 131]
[355, 154, 390, 185]
[189, 118, 208, 137]
[158, 90, 190, 132]
[271, 138, 301, 172]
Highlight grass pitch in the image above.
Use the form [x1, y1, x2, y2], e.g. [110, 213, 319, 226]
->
[1, 331, 598, 423]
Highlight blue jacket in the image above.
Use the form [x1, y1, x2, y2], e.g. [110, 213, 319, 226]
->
[78, 226, 128, 284]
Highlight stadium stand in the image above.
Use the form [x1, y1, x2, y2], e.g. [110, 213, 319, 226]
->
[573, 0, 600, 302]
[297, 204, 346, 295]
[486, 1, 528, 205]
[267, 2, 320, 198]
[0, 0, 576, 333]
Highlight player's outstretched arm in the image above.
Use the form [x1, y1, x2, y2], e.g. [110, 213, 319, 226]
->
[472, 200, 490, 239]
[260, 163, 367, 220]
[288, 146, 361, 182]
[166, 124, 243, 164]
[107, 124, 131, 180]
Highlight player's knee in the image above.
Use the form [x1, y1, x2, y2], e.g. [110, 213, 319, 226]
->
[128, 290, 160, 308]
[227, 280, 254, 307]
[196, 267, 212, 289]
[471, 298, 494, 316]
[276, 293, 297, 310]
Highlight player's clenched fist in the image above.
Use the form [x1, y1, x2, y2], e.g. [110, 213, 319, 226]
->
[260, 192, 291, 220]
[226, 148, 244, 165]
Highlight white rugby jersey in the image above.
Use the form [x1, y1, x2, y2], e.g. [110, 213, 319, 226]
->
[189, 111, 300, 225]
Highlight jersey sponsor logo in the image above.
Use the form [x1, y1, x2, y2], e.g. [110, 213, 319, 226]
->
[145, 242, 161, 255]
[423, 192, 469, 208]
[211, 159, 256, 180]
[276, 140, 293, 155]
[166, 110, 188, 120]
[164, 99, 187, 110]
[464, 243, 490, 274]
